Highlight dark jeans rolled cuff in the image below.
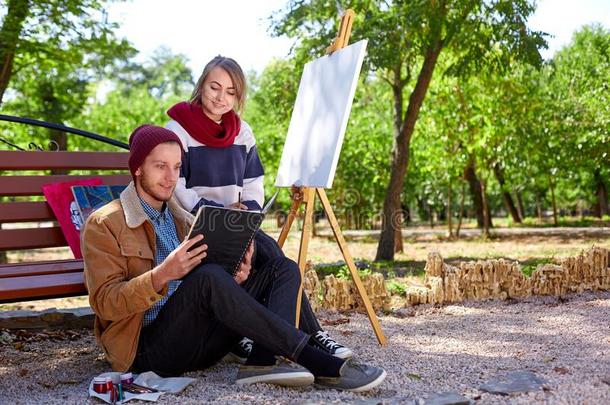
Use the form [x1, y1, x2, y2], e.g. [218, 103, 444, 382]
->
[290, 331, 311, 360]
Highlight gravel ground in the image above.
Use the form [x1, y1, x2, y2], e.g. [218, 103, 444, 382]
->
[1, 291, 609, 404]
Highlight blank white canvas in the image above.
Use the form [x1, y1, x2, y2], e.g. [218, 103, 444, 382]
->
[275, 39, 368, 188]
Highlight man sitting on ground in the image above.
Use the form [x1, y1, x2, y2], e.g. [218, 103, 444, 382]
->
[82, 125, 386, 391]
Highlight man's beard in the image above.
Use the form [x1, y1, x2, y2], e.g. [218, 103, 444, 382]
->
[139, 172, 174, 203]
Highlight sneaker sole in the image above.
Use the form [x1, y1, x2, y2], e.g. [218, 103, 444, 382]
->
[333, 348, 354, 359]
[348, 369, 387, 392]
[316, 369, 387, 392]
[236, 371, 314, 387]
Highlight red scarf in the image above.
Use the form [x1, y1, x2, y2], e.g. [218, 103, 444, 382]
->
[167, 101, 241, 148]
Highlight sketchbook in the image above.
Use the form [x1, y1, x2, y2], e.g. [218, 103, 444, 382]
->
[187, 192, 278, 276]
[71, 185, 126, 224]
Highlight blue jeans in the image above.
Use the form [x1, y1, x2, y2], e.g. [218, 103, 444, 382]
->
[134, 256, 311, 376]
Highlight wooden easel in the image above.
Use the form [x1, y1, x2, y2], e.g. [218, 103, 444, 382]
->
[277, 10, 387, 346]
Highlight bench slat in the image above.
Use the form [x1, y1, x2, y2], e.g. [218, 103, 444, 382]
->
[0, 259, 83, 278]
[0, 174, 131, 196]
[0, 201, 55, 222]
[0, 272, 86, 303]
[0, 227, 68, 250]
[0, 151, 128, 170]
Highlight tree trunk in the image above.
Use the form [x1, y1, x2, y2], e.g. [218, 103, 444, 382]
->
[376, 41, 443, 261]
[437, 204, 446, 221]
[594, 169, 609, 217]
[49, 128, 68, 174]
[516, 190, 525, 221]
[428, 204, 434, 228]
[463, 160, 492, 229]
[535, 191, 543, 222]
[403, 204, 412, 225]
[549, 179, 558, 226]
[493, 163, 521, 223]
[481, 178, 490, 239]
[456, 181, 466, 237]
[464, 162, 483, 227]
[50, 128, 67, 150]
[415, 197, 426, 222]
[577, 199, 584, 219]
[447, 181, 453, 237]
[0, 0, 30, 105]
[394, 228, 403, 253]
[395, 204, 403, 253]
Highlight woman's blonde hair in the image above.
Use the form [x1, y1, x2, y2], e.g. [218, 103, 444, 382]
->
[190, 56, 247, 114]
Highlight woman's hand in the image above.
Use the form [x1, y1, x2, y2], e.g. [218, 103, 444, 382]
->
[228, 201, 248, 210]
[234, 241, 255, 284]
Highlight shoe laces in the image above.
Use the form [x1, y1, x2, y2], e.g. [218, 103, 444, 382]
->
[314, 330, 343, 351]
[239, 338, 253, 353]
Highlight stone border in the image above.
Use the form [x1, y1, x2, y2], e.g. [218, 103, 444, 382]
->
[304, 247, 610, 311]
[0, 307, 94, 330]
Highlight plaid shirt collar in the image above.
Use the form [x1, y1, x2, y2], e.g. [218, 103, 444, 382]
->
[138, 197, 171, 223]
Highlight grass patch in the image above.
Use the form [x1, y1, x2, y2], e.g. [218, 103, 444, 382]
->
[520, 258, 555, 277]
[314, 258, 426, 280]
[386, 279, 408, 296]
[521, 216, 609, 228]
[314, 260, 372, 279]
[371, 260, 426, 278]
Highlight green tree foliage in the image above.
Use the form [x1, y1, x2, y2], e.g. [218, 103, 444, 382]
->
[72, 49, 194, 148]
[546, 24, 610, 216]
[0, 0, 134, 150]
[0, 0, 133, 103]
[1, 48, 193, 152]
[399, 24, 609, 232]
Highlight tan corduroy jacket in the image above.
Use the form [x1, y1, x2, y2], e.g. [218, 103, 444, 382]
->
[82, 182, 193, 371]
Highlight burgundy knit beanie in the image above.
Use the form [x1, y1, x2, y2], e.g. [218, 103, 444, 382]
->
[128, 124, 182, 177]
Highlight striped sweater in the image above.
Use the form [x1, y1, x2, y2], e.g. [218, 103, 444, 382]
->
[166, 119, 265, 213]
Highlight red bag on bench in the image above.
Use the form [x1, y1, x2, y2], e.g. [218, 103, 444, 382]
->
[42, 178, 102, 259]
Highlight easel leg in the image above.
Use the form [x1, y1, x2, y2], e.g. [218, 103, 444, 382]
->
[316, 188, 387, 346]
[295, 188, 315, 327]
[277, 198, 302, 248]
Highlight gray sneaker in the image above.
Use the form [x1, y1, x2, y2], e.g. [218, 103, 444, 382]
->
[315, 360, 386, 392]
[236, 356, 314, 387]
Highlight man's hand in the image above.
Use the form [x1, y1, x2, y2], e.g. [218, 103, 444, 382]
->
[234, 241, 254, 285]
[152, 235, 207, 291]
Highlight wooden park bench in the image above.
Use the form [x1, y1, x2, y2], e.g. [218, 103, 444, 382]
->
[0, 150, 130, 303]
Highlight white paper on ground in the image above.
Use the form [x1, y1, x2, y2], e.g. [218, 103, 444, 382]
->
[133, 371, 196, 394]
[88, 370, 194, 403]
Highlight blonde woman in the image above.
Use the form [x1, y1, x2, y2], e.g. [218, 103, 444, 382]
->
[165, 56, 353, 363]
